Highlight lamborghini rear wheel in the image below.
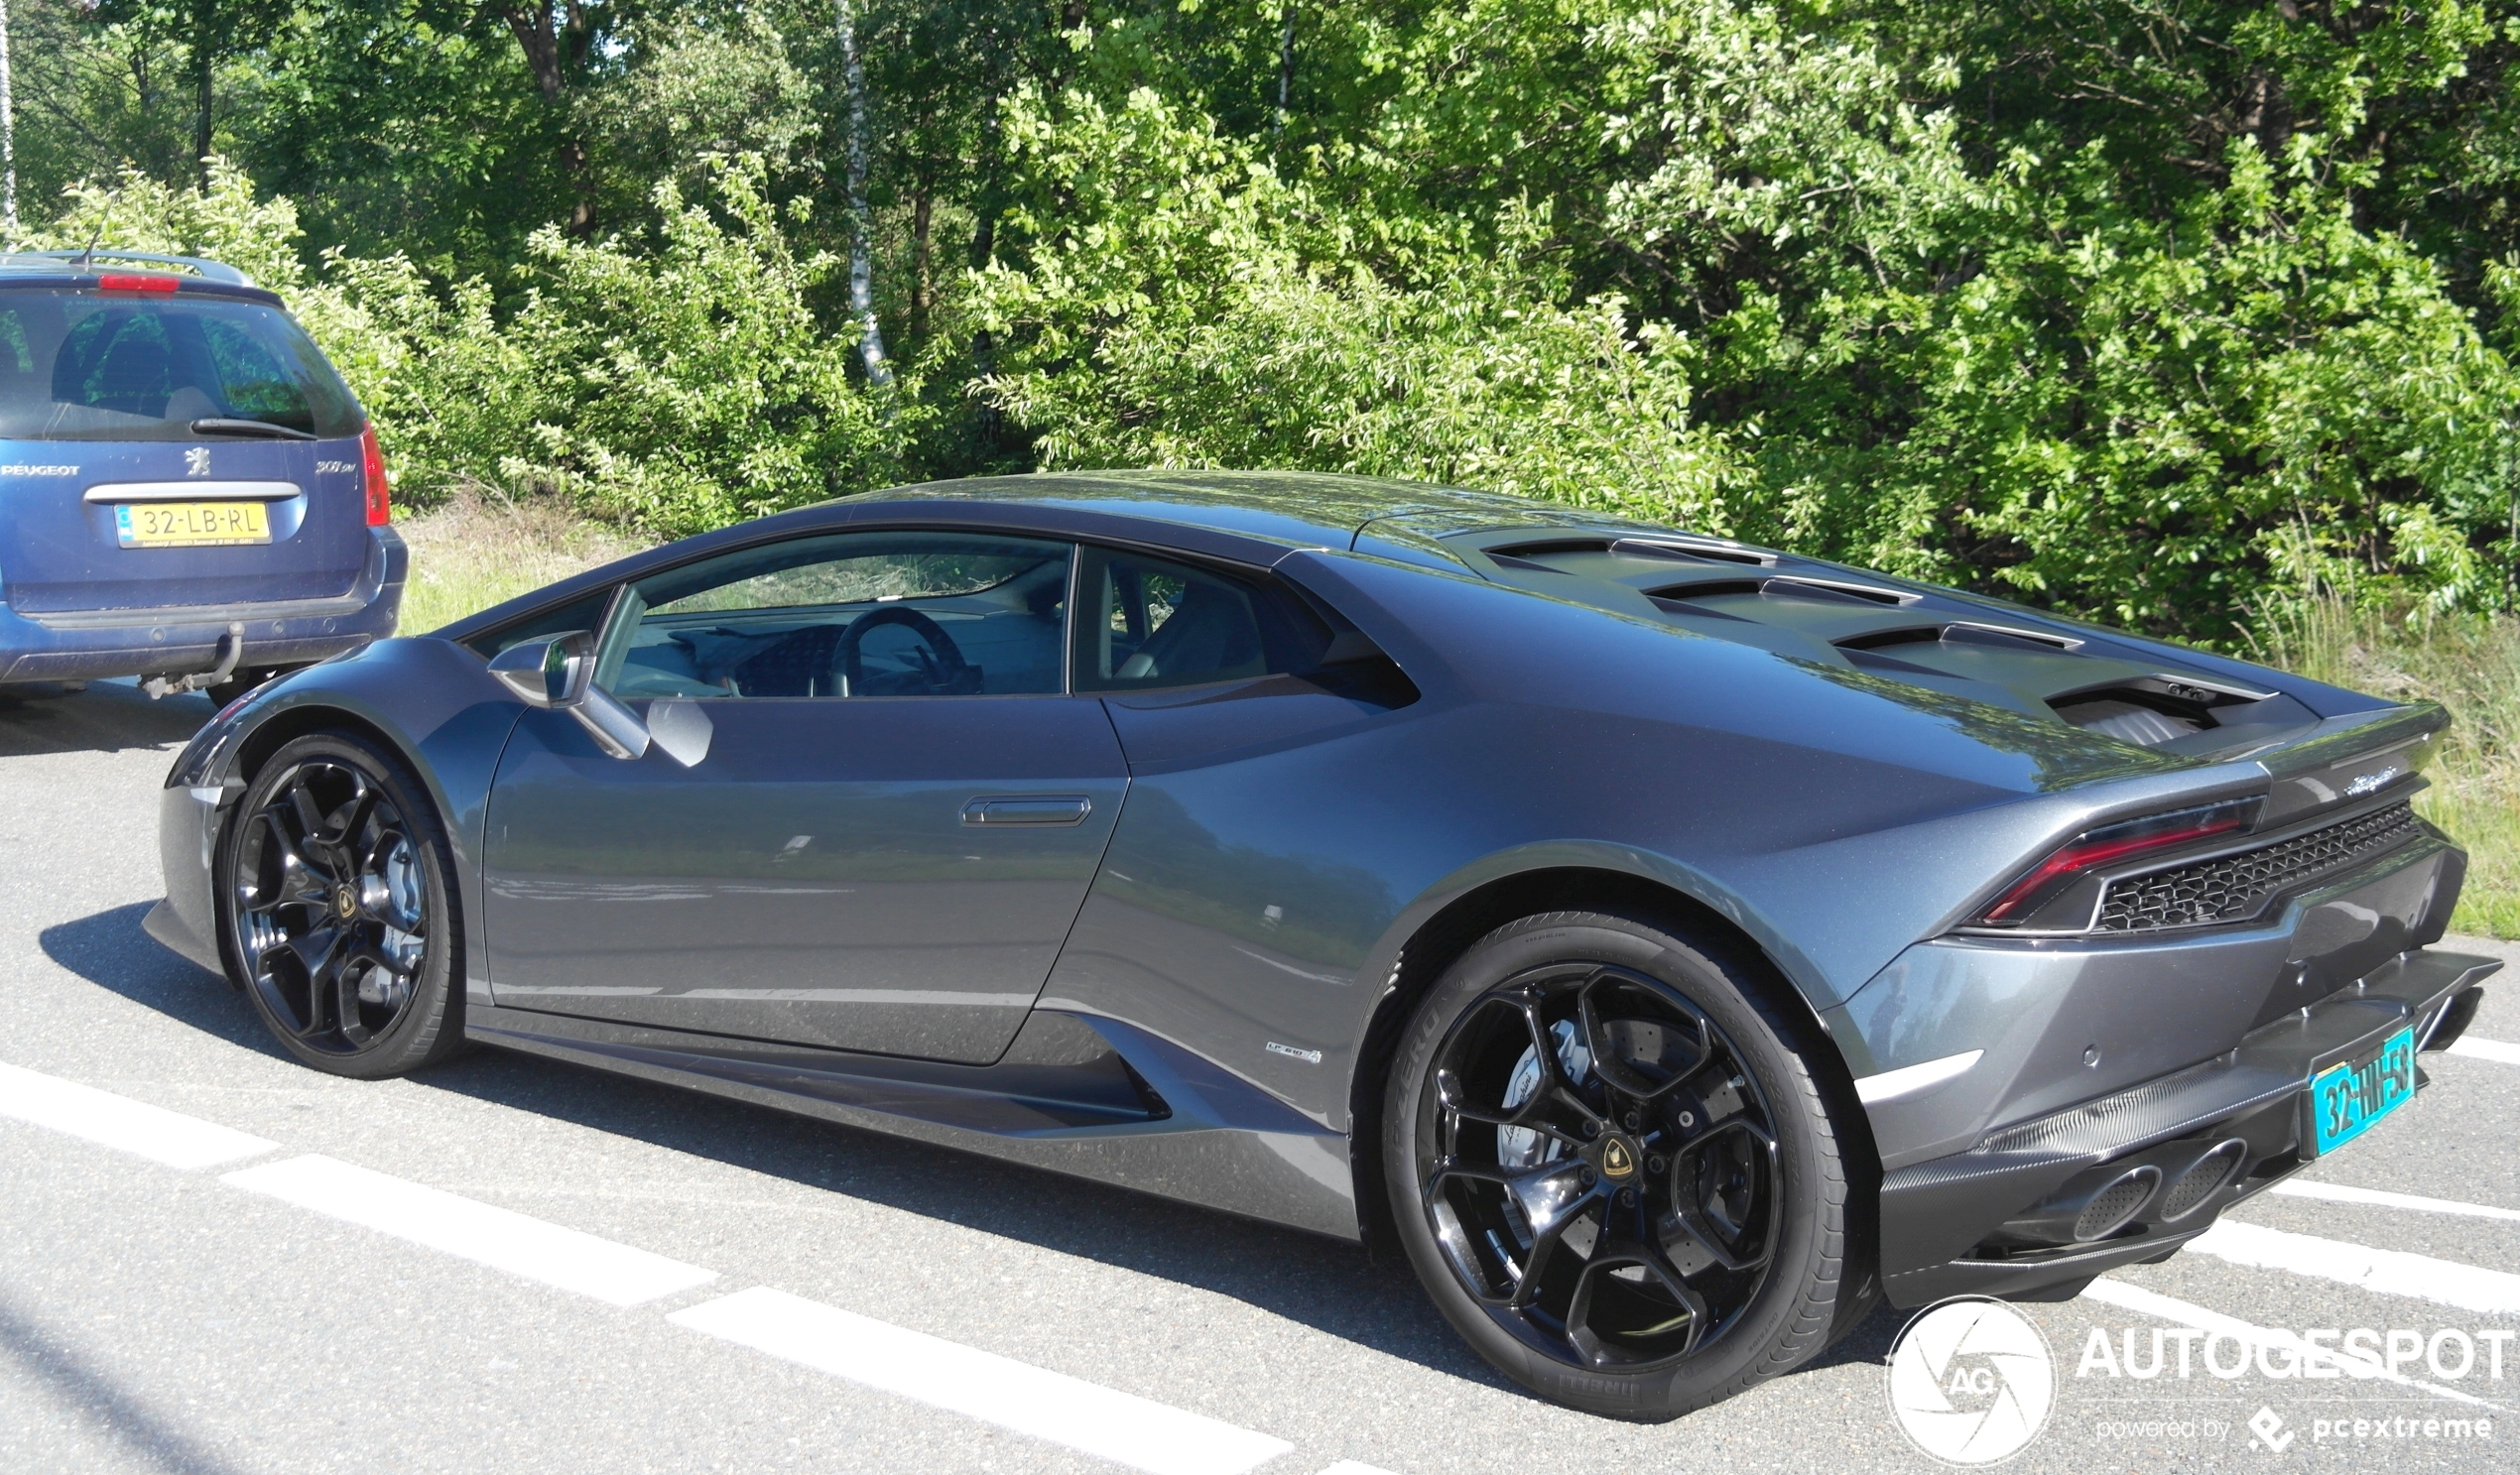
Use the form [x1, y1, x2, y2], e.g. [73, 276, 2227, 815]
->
[1384, 910, 1861, 1419]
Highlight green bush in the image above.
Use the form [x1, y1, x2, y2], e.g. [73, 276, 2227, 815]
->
[29, 156, 916, 537]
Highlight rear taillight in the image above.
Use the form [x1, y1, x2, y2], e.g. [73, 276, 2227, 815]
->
[1969, 798, 2260, 929]
[360, 423, 391, 526]
[96, 273, 180, 294]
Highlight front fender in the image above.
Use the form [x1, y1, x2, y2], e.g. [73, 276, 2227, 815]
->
[161, 637, 530, 1007]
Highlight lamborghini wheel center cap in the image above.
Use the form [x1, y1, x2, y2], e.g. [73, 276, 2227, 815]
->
[1597, 1134, 1640, 1181]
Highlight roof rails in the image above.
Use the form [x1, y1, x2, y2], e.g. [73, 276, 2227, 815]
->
[0, 249, 256, 288]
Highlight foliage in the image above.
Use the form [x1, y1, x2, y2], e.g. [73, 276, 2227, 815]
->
[14, 0, 2520, 644]
[2255, 597, 2520, 937]
[22, 156, 911, 534]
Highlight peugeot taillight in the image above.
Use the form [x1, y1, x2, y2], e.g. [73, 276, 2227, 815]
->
[360, 423, 391, 527]
[1970, 798, 2261, 929]
[96, 273, 180, 294]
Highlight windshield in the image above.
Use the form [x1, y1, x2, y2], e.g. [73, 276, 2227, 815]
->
[0, 288, 362, 441]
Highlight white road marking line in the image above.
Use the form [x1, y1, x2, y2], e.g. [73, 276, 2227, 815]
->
[2081, 1279, 2500, 1409]
[670, 1286, 1294, 1475]
[222, 1155, 717, 1307]
[2449, 1035, 2520, 1065]
[2270, 1179, 2520, 1223]
[2182, 1219, 2520, 1317]
[0, 1061, 277, 1169]
[1314, 1464, 1401, 1475]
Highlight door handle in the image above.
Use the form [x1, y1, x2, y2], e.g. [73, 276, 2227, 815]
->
[960, 795, 1092, 827]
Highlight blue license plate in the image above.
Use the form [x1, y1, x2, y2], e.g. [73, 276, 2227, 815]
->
[2306, 1027, 2417, 1157]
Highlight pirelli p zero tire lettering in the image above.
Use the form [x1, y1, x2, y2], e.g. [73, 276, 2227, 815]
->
[217, 731, 466, 1079]
[1384, 910, 1858, 1419]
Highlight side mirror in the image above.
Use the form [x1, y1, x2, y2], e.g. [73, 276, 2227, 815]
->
[488, 632, 596, 708]
[486, 631, 653, 761]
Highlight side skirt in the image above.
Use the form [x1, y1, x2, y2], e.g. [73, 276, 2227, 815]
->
[464, 1002, 1360, 1240]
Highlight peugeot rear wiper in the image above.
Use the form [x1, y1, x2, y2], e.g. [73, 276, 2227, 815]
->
[189, 418, 317, 441]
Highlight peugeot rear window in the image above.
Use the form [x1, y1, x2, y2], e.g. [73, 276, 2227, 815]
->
[0, 288, 362, 441]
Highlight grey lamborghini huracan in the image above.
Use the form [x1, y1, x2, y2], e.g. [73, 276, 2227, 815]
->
[149, 471, 2495, 1418]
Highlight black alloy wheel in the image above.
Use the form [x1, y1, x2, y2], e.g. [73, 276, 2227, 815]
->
[220, 732, 465, 1078]
[1386, 911, 1863, 1419]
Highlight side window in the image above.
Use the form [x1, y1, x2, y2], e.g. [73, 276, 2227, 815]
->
[462, 588, 615, 658]
[1074, 548, 1323, 692]
[593, 530, 1071, 699]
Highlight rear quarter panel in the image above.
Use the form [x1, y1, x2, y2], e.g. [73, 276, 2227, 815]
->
[1043, 551, 2271, 1131]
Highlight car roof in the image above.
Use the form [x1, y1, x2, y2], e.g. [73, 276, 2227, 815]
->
[856, 469, 1616, 550]
[0, 251, 283, 306]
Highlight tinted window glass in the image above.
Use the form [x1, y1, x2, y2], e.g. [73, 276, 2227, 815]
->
[596, 531, 1071, 699]
[1076, 548, 1315, 692]
[0, 288, 362, 441]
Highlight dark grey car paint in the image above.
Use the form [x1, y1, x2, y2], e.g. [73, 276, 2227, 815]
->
[149, 470, 2492, 1309]
[483, 695, 1129, 1060]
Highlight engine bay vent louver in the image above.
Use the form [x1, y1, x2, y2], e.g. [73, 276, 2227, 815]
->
[2095, 801, 2423, 931]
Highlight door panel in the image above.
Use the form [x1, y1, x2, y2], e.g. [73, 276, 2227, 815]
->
[483, 696, 1128, 1062]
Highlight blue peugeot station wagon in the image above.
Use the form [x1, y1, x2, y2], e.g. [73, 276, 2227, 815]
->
[0, 250, 403, 702]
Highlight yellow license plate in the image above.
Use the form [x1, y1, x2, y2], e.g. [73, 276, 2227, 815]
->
[114, 501, 272, 548]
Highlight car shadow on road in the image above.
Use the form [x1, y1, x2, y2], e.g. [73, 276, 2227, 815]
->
[41, 905, 274, 1056]
[49, 899, 1901, 1408]
[0, 681, 212, 759]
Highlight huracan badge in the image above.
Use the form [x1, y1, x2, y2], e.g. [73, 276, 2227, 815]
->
[1599, 1137, 1637, 1179]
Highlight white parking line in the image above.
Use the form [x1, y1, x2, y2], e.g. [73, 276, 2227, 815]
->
[2450, 1036, 2520, 1066]
[0, 1061, 276, 1169]
[2271, 1180, 2520, 1223]
[2081, 1279, 2500, 1409]
[222, 1154, 718, 1307]
[670, 1286, 1296, 1475]
[2184, 1219, 2520, 1316]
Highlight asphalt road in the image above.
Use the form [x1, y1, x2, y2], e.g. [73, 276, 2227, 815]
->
[5, 678, 2518, 1473]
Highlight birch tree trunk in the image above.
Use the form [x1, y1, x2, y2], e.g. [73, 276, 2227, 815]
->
[836, 0, 892, 388]
[0, 0, 16, 238]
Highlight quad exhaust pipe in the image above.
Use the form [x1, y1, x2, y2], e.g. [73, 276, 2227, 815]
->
[1988, 1135, 2254, 1249]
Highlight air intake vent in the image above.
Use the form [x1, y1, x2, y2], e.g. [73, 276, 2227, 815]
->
[1487, 538, 1612, 560]
[1646, 578, 1769, 605]
[2096, 801, 2422, 931]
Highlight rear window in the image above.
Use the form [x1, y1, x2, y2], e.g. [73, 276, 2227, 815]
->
[0, 288, 362, 441]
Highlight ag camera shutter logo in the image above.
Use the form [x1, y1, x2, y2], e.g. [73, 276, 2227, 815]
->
[1886, 1296, 2057, 1464]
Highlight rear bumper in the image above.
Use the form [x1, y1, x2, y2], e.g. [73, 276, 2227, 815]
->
[1827, 823, 2494, 1307]
[1, 526, 403, 682]
[1872, 946, 2494, 1305]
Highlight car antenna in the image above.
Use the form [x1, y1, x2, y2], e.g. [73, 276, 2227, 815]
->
[74, 206, 114, 272]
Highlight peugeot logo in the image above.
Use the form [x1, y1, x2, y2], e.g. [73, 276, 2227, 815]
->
[1599, 1137, 1637, 1180]
[186, 446, 210, 476]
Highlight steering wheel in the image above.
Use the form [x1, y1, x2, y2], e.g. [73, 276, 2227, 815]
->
[833, 606, 980, 696]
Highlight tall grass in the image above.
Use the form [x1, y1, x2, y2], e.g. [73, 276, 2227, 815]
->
[2254, 601, 2520, 939]
[394, 496, 653, 635]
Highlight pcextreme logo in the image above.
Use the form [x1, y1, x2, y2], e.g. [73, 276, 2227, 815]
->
[1887, 1297, 2058, 1465]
